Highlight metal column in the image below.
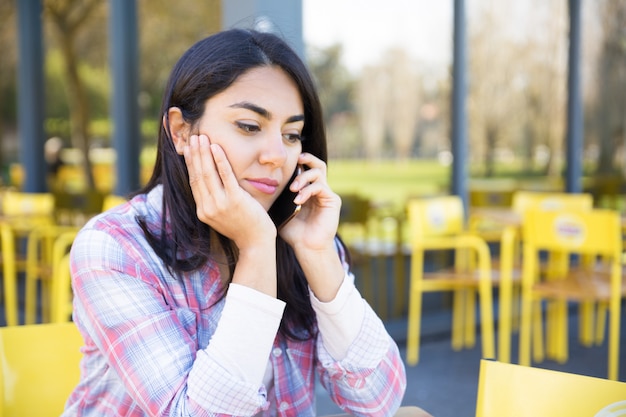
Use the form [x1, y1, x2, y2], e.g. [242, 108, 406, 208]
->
[565, 0, 583, 193]
[109, 0, 140, 195]
[16, 0, 46, 192]
[450, 0, 468, 212]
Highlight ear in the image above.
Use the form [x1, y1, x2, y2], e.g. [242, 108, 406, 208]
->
[165, 107, 189, 155]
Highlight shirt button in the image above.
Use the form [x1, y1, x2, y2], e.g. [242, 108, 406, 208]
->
[272, 347, 282, 357]
[279, 402, 289, 411]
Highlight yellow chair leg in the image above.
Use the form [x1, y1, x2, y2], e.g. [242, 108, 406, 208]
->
[407, 246, 426, 366]
[554, 300, 569, 364]
[463, 289, 476, 349]
[595, 301, 607, 346]
[531, 300, 544, 363]
[497, 226, 516, 364]
[519, 289, 533, 367]
[498, 278, 512, 363]
[478, 282, 495, 360]
[1, 224, 18, 326]
[608, 297, 620, 381]
[451, 289, 464, 351]
[406, 286, 423, 365]
[578, 301, 594, 347]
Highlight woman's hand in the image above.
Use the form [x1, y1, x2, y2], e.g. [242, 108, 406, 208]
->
[183, 134, 276, 249]
[279, 152, 345, 301]
[279, 152, 341, 250]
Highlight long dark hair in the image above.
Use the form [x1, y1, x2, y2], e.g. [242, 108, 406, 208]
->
[135, 29, 327, 340]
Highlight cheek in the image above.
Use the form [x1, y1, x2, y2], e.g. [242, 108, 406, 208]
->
[285, 146, 302, 173]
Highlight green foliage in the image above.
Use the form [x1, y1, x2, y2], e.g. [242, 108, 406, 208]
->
[307, 44, 355, 120]
[45, 118, 71, 138]
[45, 51, 70, 119]
[81, 59, 110, 119]
[328, 159, 449, 211]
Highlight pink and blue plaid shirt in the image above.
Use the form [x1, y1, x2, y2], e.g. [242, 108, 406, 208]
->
[62, 186, 406, 416]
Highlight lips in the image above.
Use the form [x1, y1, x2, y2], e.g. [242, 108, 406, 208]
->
[247, 178, 279, 195]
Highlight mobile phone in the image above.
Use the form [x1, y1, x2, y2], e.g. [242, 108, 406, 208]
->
[268, 165, 303, 230]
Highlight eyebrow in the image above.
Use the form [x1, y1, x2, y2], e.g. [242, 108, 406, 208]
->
[229, 101, 305, 124]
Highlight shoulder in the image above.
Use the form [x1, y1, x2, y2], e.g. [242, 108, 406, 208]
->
[72, 191, 161, 271]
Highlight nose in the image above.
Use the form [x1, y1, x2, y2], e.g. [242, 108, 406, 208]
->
[259, 130, 288, 167]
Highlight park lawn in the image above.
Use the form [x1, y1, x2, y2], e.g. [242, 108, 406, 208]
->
[327, 159, 449, 212]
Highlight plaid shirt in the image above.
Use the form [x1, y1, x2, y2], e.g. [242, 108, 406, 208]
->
[62, 186, 406, 416]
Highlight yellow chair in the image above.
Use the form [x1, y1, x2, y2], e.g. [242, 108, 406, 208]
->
[0, 191, 57, 326]
[405, 196, 495, 365]
[468, 191, 594, 363]
[102, 194, 127, 212]
[0, 222, 18, 326]
[0, 322, 83, 416]
[519, 192, 595, 359]
[519, 208, 623, 380]
[24, 226, 78, 324]
[50, 233, 78, 323]
[475, 359, 626, 417]
[1, 190, 55, 224]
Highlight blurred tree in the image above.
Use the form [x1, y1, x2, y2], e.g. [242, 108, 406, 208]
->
[0, 1, 17, 171]
[593, 0, 626, 175]
[385, 48, 420, 160]
[138, 0, 221, 138]
[307, 43, 357, 158]
[307, 44, 353, 121]
[356, 65, 388, 160]
[468, 3, 526, 177]
[468, 0, 568, 177]
[45, 0, 106, 189]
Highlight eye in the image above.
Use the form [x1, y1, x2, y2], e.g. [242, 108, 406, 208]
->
[236, 121, 260, 133]
[283, 133, 303, 143]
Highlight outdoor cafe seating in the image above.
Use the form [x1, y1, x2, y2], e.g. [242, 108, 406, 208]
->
[467, 190, 595, 363]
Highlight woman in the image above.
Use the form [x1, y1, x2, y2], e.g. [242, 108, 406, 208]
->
[63, 28, 406, 416]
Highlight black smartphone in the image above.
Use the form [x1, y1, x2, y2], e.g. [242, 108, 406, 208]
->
[268, 165, 302, 230]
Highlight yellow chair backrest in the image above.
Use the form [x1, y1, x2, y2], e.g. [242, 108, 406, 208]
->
[1, 191, 55, 217]
[0, 322, 83, 416]
[512, 191, 593, 215]
[522, 208, 621, 257]
[407, 196, 465, 240]
[475, 359, 626, 417]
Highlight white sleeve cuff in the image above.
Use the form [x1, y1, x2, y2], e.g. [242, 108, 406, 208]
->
[205, 283, 285, 386]
[309, 272, 366, 360]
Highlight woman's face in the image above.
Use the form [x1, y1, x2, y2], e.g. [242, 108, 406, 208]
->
[193, 66, 304, 211]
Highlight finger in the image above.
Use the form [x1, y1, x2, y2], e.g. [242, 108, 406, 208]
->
[209, 143, 239, 192]
[197, 134, 225, 194]
[183, 136, 210, 213]
[298, 152, 327, 175]
[291, 166, 326, 193]
[293, 181, 329, 205]
[184, 135, 204, 190]
[184, 135, 221, 215]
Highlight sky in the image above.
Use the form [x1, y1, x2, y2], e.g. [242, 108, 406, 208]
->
[302, 0, 453, 74]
